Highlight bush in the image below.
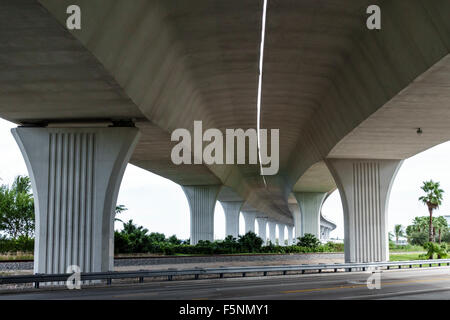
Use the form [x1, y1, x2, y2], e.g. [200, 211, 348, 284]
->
[167, 235, 182, 245]
[296, 233, 321, 248]
[0, 236, 34, 253]
[420, 242, 448, 259]
[113, 220, 343, 255]
[238, 232, 263, 253]
[322, 241, 344, 252]
[408, 232, 428, 246]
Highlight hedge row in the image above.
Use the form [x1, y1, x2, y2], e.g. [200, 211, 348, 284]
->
[0, 234, 344, 256]
[0, 236, 34, 253]
[114, 231, 344, 255]
[114, 242, 343, 256]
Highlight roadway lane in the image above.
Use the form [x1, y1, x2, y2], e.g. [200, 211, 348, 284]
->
[2, 267, 450, 300]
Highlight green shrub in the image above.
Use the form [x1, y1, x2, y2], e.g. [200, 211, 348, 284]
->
[296, 233, 321, 248]
[0, 236, 34, 253]
[420, 242, 448, 259]
[408, 232, 428, 246]
[113, 220, 343, 255]
[323, 242, 344, 252]
[238, 232, 263, 253]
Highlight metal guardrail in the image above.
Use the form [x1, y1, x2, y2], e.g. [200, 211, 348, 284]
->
[1, 259, 450, 288]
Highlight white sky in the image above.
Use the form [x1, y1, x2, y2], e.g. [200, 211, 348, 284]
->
[1, 118, 449, 240]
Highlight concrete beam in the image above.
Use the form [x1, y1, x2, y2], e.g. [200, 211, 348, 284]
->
[268, 220, 277, 245]
[326, 159, 402, 263]
[220, 200, 243, 239]
[182, 185, 221, 245]
[287, 225, 294, 245]
[256, 217, 268, 245]
[242, 211, 257, 234]
[288, 203, 302, 240]
[293, 192, 327, 239]
[320, 226, 332, 242]
[278, 224, 286, 246]
[12, 127, 140, 274]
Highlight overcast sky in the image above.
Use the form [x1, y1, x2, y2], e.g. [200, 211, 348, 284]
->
[1, 117, 449, 240]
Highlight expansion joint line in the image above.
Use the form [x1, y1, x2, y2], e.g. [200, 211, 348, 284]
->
[257, 0, 268, 186]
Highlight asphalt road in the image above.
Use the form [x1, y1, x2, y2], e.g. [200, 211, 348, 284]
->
[2, 267, 450, 300]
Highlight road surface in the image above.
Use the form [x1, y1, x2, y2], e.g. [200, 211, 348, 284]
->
[2, 267, 450, 300]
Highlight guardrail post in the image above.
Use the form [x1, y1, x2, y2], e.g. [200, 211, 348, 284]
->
[409, 264, 412, 268]
[362, 267, 365, 271]
[107, 278, 112, 285]
[301, 270, 305, 274]
[318, 269, 322, 273]
[195, 274, 199, 280]
[420, 264, 422, 268]
[398, 265, 401, 269]
[283, 271, 287, 275]
[334, 268, 337, 272]
[263, 271, 267, 276]
[242, 272, 246, 277]
[387, 266, 390, 270]
[220, 273, 223, 278]
[139, 277, 144, 283]
[168, 275, 173, 281]
[34, 281, 39, 289]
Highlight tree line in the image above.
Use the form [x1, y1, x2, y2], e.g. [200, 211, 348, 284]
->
[393, 180, 449, 259]
[114, 219, 343, 255]
[2, 176, 449, 259]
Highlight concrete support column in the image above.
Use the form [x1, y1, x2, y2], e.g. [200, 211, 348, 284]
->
[257, 217, 268, 244]
[278, 224, 285, 246]
[242, 211, 256, 234]
[220, 201, 243, 239]
[289, 203, 302, 240]
[287, 225, 294, 245]
[12, 127, 140, 274]
[268, 220, 276, 244]
[182, 185, 221, 245]
[326, 159, 402, 263]
[293, 192, 327, 239]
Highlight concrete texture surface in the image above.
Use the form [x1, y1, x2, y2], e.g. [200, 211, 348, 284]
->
[2, 0, 447, 223]
[3, 0, 450, 264]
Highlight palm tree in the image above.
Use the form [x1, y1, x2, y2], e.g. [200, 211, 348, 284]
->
[114, 205, 128, 223]
[411, 216, 429, 233]
[419, 180, 444, 242]
[434, 216, 448, 244]
[394, 224, 404, 244]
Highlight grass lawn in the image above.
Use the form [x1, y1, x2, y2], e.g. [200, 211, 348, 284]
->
[0, 253, 33, 261]
[389, 245, 424, 252]
[389, 253, 423, 261]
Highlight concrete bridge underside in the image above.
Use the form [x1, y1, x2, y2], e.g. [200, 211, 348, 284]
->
[2, 0, 450, 271]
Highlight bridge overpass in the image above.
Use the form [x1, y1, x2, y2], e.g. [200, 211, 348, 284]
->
[2, 0, 450, 275]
